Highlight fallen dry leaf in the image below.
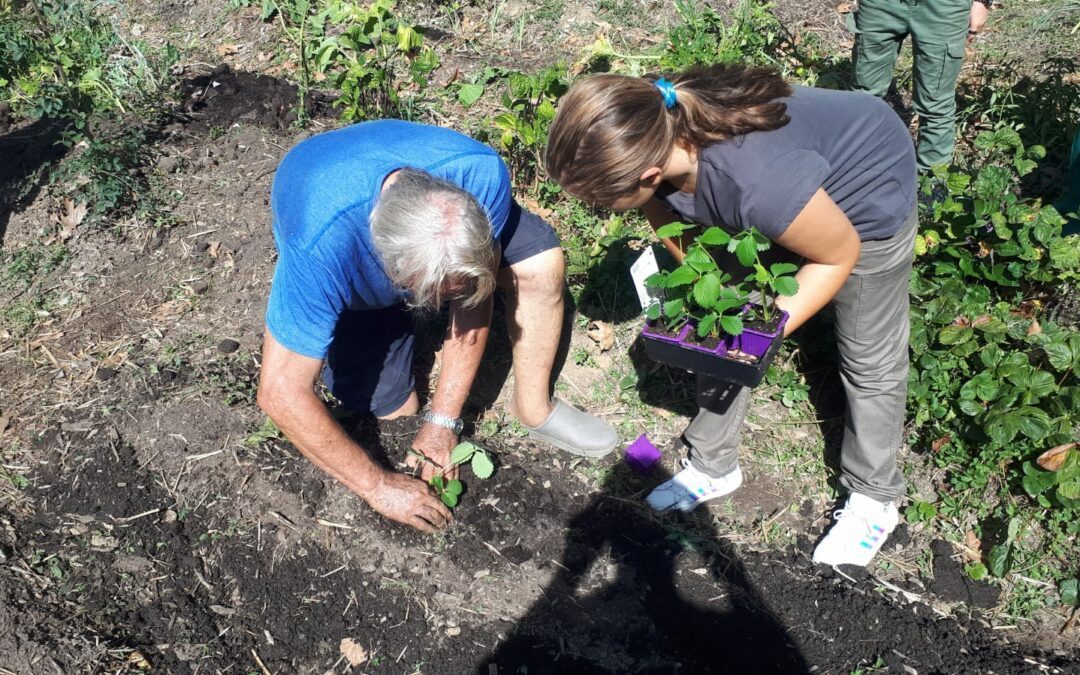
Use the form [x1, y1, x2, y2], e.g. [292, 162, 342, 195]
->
[835, 2, 853, 12]
[1026, 318, 1042, 336]
[976, 241, 992, 258]
[55, 197, 88, 242]
[586, 321, 615, 352]
[207, 240, 221, 258]
[339, 638, 368, 666]
[971, 315, 992, 328]
[964, 530, 982, 561]
[150, 299, 191, 323]
[216, 43, 239, 57]
[1037, 442, 1076, 472]
[128, 651, 151, 670]
[0, 415, 9, 434]
[931, 434, 952, 453]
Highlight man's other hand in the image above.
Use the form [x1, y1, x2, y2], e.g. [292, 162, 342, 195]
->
[408, 423, 460, 482]
[363, 470, 453, 533]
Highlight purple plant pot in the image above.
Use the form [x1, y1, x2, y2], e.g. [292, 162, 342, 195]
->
[625, 434, 662, 474]
[678, 326, 729, 357]
[731, 308, 790, 358]
[642, 320, 689, 345]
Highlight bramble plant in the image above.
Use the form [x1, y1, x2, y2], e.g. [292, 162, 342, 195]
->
[644, 224, 798, 339]
[427, 442, 495, 508]
[241, 0, 438, 123]
[910, 126, 1079, 598]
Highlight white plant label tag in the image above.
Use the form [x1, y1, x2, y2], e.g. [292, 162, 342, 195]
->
[630, 246, 663, 310]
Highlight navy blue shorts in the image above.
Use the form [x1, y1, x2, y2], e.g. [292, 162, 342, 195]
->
[322, 201, 560, 415]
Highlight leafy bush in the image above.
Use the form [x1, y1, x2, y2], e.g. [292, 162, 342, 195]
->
[911, 127, 1079, 592]
[0, 0, 177, 128]
[244, 0, 438, 122]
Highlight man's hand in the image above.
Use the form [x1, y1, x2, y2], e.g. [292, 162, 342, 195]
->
[407, 422, 460, 482]
[968, 1, 989, 38]
[362, 469, 453, 533]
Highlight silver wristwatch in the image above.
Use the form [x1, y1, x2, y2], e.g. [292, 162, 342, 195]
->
[421, 410, 463, 435]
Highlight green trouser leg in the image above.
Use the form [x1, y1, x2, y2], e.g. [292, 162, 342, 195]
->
[852, 0, 972, 170]
[1054, 128, 1080, 235]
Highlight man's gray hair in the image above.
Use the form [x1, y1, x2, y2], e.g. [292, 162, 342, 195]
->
[370, 167, 496, 311]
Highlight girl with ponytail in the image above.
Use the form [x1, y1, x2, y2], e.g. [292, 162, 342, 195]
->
[546, 64, 917, 568]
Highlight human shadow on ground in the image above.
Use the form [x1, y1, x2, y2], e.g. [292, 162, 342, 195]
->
[481, 462, 808, 674]
[0, 117, 68, 247]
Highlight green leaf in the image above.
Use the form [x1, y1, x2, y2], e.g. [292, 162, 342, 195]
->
[450, 442, 477, 465]
[457, 83, 484, 106]
[665, 265, 699, 287]
[698, 227, 730, 246]
[1043, 341, 1076, 372]
[645, 303, 661, 320]
[684, 247, 716, 272]
[431, 474, 445, 492]
[987, 543, 1010, 577]
[734, 235, 758, 267]
[771, 276, 799, 297]
[1061, 579, 1079, 607]
[471, 451, 494, 479]
[655, 222, 692, 239]
[719, 314, 744, 336]
[663, 297, 685, 318]
[1059, 479, 1080, 501]
[965, 563, 988, 582]
[697, 312, 718, 337]
[1021, 463, 1056, 497]
[769, 262, 799, 276]
[441, 491, 458, 508]
[939, 325, 973, 346]
[693, 273, 722, 307]
[445, 479, 463, 496]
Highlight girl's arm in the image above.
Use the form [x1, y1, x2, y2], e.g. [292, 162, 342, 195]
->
[642, 197, 693, 262]
[772, 188, 861, 336]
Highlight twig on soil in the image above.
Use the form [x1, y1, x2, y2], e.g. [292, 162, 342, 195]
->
[269, 510, 300, 532]
[320, 565, 346, 578]
[871, 575, 925, 604]
[317, 518, 354, 530]
[112, 507, 162, 523]
[186, 448, 224, 462]
[250, 649, 272, 675]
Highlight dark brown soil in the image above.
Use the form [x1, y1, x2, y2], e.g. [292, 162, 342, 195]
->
[3, 417, 1072, 673]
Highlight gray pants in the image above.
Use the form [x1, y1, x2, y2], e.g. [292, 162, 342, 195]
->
[684, 210, 917, 503]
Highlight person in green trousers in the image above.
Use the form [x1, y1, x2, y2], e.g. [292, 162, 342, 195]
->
[850, 0, 991, 171]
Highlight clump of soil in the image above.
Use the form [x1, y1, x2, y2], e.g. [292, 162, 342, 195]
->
[178, 66, 335, 131]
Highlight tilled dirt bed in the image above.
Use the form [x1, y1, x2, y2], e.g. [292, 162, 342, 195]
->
[0, 415, 1075, 674]
[0, 68, 1077, 674]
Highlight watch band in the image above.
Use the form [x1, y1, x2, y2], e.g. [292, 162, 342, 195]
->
[422, 410, 463, 435]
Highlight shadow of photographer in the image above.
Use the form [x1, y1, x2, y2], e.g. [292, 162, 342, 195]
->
[482, 461, 808, 674]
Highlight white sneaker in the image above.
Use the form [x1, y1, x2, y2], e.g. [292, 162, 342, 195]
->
[812, 493, 900, 567]
[646, 459, 743, 512]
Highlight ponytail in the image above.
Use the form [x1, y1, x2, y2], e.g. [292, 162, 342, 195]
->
[544, 64, 792, 205]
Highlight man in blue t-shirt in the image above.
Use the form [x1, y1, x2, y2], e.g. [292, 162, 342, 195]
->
[258, 121, 617, 533]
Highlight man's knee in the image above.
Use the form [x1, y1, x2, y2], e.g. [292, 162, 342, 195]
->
[502, 248, 565, 298]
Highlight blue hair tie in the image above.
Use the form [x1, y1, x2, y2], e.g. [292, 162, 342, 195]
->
[654, 77, 677, 109]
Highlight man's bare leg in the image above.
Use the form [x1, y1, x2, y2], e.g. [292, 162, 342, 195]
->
[499, 248, 563, 427]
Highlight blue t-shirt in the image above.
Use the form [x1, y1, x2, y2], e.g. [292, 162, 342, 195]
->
[265, 120, 512, 359]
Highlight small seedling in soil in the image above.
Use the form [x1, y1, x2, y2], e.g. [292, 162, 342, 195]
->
[428, 441, 495, 508]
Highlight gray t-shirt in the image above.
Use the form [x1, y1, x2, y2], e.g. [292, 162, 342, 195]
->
[658, 85, 916, 241]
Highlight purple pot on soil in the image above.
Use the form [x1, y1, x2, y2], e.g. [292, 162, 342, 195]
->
[732, 309, 790, 358]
